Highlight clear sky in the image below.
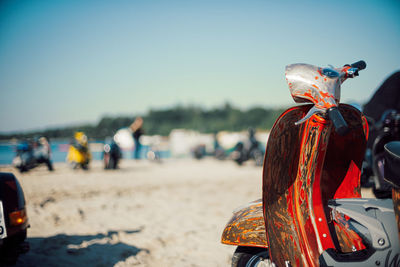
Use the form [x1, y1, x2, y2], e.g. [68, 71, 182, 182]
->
[1, 0, 399, 132]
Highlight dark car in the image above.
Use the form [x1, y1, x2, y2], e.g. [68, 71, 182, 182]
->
[0, 172, 29, 264]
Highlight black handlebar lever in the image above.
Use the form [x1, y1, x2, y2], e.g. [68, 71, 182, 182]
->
[328, 107, 349, 136]
[327, 60, 366, 135]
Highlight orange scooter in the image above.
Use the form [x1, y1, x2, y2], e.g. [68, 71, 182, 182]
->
[221, 61, 400, 266]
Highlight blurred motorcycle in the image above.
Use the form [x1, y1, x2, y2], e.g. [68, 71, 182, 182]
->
[231, 128, 264, 166]
[361, 110, 400, 198]
[12, 137, 53, 172]
[66, 132, 91, 170]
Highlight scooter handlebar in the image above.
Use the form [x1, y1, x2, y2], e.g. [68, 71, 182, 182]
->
[328, 107, 349, 136]
[350, 60, 366, 71]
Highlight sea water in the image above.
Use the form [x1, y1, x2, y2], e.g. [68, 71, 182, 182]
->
[0, 140, 169, 165]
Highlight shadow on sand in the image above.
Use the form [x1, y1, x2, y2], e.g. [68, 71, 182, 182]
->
[15, 229, 149, 266]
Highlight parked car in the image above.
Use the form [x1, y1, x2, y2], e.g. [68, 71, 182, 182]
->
[0, 172, 29, 264]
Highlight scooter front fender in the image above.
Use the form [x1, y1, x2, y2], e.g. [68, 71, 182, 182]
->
[221, 199, 268, 248]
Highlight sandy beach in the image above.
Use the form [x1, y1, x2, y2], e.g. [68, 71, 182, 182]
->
[1, 158, 263, 267]
[1, 157, 375, 267]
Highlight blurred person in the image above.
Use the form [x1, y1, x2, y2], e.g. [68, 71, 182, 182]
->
[103, 136, 122, 169]
[130, 117, 144, 160]
[35, 137, 53, 171]
[213, 132, 226, 160]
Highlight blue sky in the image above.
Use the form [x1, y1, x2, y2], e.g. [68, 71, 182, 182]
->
[1, 0, 399, 132]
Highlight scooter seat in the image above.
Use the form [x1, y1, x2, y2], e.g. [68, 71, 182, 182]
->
[384, 141, 400, 188]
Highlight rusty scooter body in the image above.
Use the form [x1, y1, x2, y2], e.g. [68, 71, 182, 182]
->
[221, 61, 400, 266]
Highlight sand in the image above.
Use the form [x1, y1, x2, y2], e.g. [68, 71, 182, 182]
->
[1, 159, 263, 267]
[1, 158, 374, 267]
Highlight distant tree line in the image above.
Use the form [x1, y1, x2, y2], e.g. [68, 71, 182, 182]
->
[0, 103, 286, 141]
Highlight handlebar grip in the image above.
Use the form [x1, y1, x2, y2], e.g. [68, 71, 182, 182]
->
[350, 60, 366, 71]
[328, 107, 349, 135]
